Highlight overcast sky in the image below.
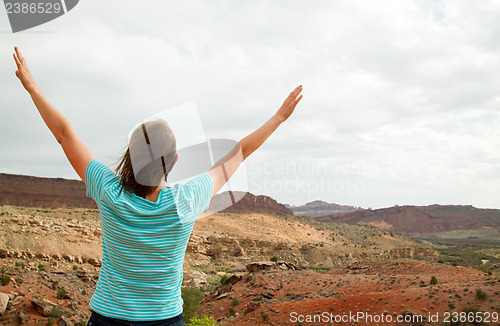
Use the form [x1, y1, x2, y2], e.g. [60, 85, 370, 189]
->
[1, 0, 499, 209]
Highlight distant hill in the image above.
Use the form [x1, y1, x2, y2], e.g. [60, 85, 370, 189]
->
[210, 191, 292, 215]
[0, 173, 96, 208]
[0, 173, 292, 215]
[317, 205, 500, 234]
[287, 200, 360, 217]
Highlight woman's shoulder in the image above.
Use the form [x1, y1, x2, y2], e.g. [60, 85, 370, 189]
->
[85, 159, 121, 202]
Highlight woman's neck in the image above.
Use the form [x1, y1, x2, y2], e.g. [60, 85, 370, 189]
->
[144, 186, 162, 202]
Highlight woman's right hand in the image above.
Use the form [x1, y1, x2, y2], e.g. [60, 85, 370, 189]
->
[274, 85, 303, 123]
[13, 46, 38, 93]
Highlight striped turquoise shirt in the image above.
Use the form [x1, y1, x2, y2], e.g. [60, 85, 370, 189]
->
[85, 159, 213, 321]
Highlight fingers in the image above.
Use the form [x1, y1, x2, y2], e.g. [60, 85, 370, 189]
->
[289, 85, 302, 97]
[13, 52, 21, 68]
[14, 46, 25, 64]
[294, 94, 303, 105]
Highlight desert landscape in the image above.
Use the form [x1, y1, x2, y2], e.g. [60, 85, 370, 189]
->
[0, 173, 499, 325]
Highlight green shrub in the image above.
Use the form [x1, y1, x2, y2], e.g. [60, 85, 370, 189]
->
[270, 256, 278, 262]
[189, 314, 218, 326]
[182, 287, 205, 324]
[47, 317, 55, 326]
[56, 287, 68, 299]
[220, 274, 228, 284]
[430, 276, 438, 285]
[476, 288, 487, 300]
[228, 306, 235, 316]
[1, 274, 11, 286]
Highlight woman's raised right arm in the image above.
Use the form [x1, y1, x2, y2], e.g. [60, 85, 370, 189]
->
[207, 85, 303, 195]
[13, 46, 95, 183]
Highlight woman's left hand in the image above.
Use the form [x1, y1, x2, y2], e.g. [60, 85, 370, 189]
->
[13, 46, 38, 93]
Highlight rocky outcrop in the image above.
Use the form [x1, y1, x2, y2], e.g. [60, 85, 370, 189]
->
[0, 293, 9, 317]
[183, 270, 208, 288]
[31, 296, 69, 317]
[210, 191, 292, 215]
[384, 247, 437, 259]
[210, 275, 242, 300]
[288, 200, 360, 217]
[1, 248, 100, 267]
[246, 261, 297, 273]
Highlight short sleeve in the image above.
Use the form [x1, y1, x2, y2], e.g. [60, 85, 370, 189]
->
[85, 160, 119, 203]
[175, 172, 213, 219]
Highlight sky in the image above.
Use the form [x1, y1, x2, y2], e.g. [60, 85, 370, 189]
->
[1, 0, 499, 209]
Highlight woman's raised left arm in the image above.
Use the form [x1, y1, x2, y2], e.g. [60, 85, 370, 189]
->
[13, 46, 95, 183]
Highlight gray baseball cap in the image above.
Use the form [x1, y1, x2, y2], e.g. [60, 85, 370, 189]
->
[128, 119, 177, 187]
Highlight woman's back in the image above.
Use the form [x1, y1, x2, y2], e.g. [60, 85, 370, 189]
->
[85, 159, 213, 321]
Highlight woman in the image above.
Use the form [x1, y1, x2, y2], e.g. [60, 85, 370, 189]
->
[13, 46, 303, 325]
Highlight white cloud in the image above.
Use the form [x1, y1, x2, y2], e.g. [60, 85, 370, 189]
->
[0, 0, 499, 208]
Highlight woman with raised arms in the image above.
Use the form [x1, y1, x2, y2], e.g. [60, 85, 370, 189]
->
[13, 46, 302, 326]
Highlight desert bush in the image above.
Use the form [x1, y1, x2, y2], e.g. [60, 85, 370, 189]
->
[1, 274, 11, 286]
[270, 256, 278, 262]
[56, 287, 68, 299]
[189, 315, 218, 326]
[430, 276, 438, 285]
[228, 306, 235, 316]
[182, 287, 205, 324]
[476, 288, 487, 300]
[232, 297, 239, 306]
